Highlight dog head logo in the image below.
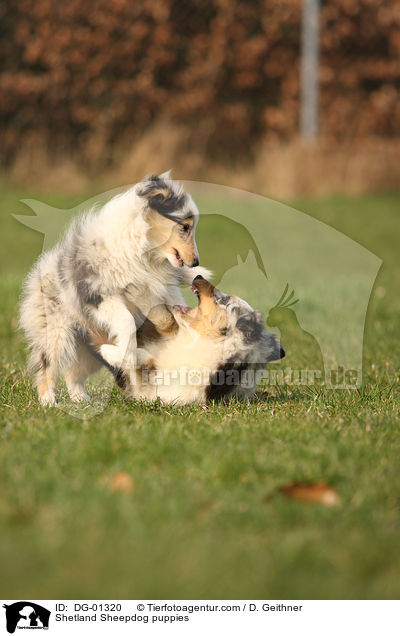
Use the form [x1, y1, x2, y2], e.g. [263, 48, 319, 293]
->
[2, 602, 50, 633]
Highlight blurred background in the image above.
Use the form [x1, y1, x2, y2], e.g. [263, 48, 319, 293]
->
[0, 0, 399, 197]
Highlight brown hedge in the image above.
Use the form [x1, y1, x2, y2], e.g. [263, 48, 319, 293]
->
[0, 0, 399, 168]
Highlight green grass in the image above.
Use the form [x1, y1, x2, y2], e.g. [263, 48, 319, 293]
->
[0, 186, 399, 599]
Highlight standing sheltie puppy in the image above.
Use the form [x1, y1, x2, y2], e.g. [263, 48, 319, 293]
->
[19, 172, 209, 405]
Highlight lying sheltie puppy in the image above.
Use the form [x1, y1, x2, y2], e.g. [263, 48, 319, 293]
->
[83, 276, 285, 404]
[19, 172, 209, 406]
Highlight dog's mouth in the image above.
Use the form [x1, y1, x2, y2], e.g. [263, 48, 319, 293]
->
[172, 279, 202, 316]
[173, 281, 201, 314]
[191, 281, 201, 302]
[172, 249, 184, 267]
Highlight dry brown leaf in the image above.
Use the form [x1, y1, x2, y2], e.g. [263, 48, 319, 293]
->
[270, 481, 341, 507]
[109, 472, 135, 493]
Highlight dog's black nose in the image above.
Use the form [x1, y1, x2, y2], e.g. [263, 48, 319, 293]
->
[280, 345, 285, 359]
[192, 256, 199, 267]
[193, 274, 204, 282]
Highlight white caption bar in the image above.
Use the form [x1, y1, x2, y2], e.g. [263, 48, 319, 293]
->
[1, 600, 399, 635]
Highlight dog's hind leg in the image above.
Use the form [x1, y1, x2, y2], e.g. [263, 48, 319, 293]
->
[64, 367, 90, 403]
[20, 256, 76, 406]
[30, 348, 58, 407]
[63, 342, 102, 402]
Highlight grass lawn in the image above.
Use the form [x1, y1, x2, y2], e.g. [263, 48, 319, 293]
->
[0, 185, 399, 599]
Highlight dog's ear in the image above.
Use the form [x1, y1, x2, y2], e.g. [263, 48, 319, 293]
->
[159, 169, 173, 180]
[137, 174, 185, 218]
[236, 312, 264, 344]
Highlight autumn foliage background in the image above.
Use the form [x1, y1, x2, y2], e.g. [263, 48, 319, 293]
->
[1, 0, 399, 196]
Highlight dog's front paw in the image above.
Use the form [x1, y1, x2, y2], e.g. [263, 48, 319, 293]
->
[100, 344, 125, 368]
[100, 344, 137, 371]
[137, 347, 156, 370]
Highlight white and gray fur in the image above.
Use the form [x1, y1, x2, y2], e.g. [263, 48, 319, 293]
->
[19, 172, 209, 405]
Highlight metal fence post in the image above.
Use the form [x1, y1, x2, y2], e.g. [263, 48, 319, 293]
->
[300, 0, 320, 140]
